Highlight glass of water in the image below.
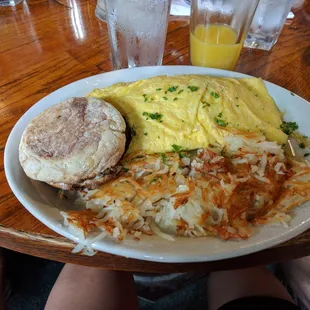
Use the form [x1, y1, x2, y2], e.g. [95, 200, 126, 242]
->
[104, 0, 171, 70]
[244, 0, 293, 51]
[0, 0, 23, 6]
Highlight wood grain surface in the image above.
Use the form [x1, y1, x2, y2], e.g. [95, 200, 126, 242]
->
[0, 0, 309, 273]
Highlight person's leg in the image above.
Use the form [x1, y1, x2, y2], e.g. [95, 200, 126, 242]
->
[45, 264, 138, 310]
[207, 266, 295, 310]
[282, 256, 310, 309]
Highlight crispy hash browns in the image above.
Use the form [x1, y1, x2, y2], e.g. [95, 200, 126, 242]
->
[61, 132, 310, 243]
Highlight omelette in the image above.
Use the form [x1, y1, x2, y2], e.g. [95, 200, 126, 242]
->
[90, 75, 287, 154]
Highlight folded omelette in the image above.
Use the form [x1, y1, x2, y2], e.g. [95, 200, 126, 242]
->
[90, 75, 287, 154]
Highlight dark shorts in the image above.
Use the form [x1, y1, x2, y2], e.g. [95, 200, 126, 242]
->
[219, 296, 300, 310]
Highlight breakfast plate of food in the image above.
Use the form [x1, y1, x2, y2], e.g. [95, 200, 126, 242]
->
[4, 66, 310, 262]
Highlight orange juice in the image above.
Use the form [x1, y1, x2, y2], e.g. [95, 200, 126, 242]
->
[190, 24, 243, 70]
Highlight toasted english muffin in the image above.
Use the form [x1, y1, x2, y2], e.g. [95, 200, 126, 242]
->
[19, 97, 126, 188]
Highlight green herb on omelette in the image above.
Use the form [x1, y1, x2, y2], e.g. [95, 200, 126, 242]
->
[172, 144, 183, 152]
[167, 86, 178, 92]
[201, 100, 211, 108]
[188, 86, 199, 92]
[210, 92, 220, 99]
[142, 112, 163, 122]
[215, 112, 227, 127]
[280, 121, 299, 135]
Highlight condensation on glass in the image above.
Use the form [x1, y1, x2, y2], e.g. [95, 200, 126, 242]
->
[103, 0, 171, 70]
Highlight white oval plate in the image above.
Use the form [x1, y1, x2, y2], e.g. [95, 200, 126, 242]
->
[5, 66, 310, 263]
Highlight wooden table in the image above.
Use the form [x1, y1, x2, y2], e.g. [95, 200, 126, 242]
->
[0, 0, 310, 273]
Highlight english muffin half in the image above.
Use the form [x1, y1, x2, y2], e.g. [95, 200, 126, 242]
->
[19, 97, 126, 189]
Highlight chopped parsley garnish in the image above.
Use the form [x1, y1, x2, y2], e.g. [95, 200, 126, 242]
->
[236, 104, 239, 107]
[291, 92, 295, 96]
[210, 92, 220, 99]
[144, 132, 148, 136]
[179, 152, 185, 159]
[172, 144, 182, 152]
[188, 86, 199, 92]
[123, 167, 129, 172]
[304, 153, 310, 157]
[178, 89, 184, 95]
[215, 113, 227, 127]
[255, 94, 258, 97]
[156, 88, 162, 91]
[221, 149, 225, 156]
[161, 153, 167, 164]
[173, 97, 178, 101]
[167, 86, 178, 92]
[299, 142, 306, 149]
[162, 96, 168, 101]
[142, 112, 163, 122]
[202, 100, 211, 108]
[235, 97, 239, 100]
[280, 121, 299, 135]
[150, 178, 157, 184]
[181, 120, 184, 122]
[303, 135, 308, 139]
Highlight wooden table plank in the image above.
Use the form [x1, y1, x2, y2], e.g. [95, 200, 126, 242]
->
[0, 0, 310, 272]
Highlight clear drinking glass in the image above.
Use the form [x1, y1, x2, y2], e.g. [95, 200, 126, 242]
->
[0, 0, 23, 6]
[244, 0, 293, 51]
[190, 0, 259, 70]
[104, 0, 171, 70]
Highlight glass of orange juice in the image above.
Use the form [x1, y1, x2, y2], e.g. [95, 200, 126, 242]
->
[190, 0, 259, 70]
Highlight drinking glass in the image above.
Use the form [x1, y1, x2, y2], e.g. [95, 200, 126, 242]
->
[244, 0, 293, 51]
[104, 0, 171, 70]
[190, 0, 259, 70]
[0, 0, 23, 6]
